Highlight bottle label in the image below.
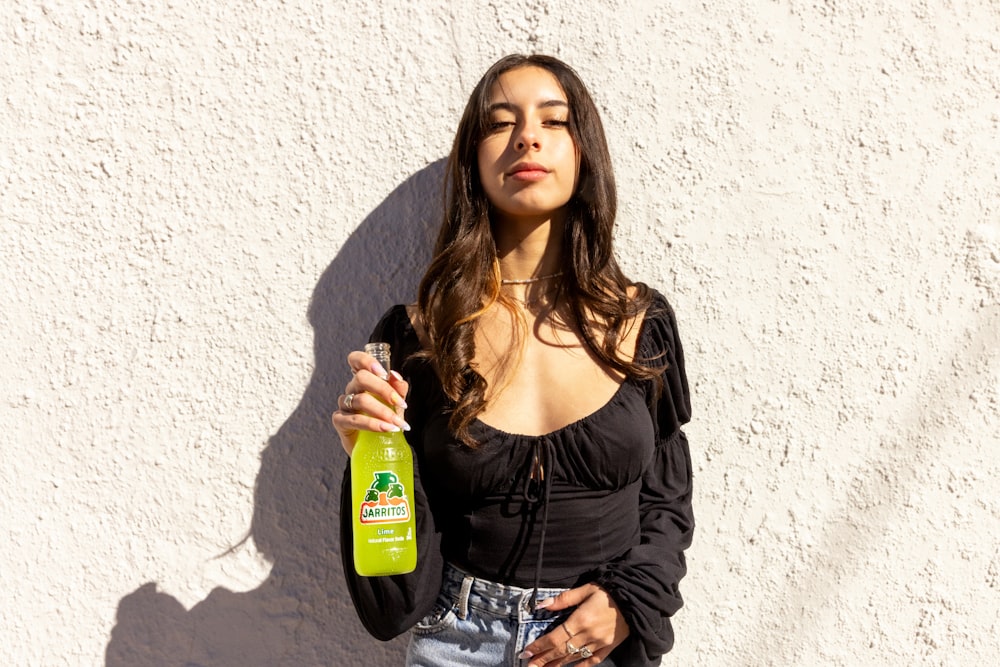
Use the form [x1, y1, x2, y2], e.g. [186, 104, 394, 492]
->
[358, 470, 411, 524]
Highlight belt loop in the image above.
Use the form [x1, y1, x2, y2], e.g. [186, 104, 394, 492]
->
[456, 575, 474, 620]
[519, 589, 533, 621]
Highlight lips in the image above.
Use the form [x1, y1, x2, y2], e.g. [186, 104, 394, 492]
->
[508, 162, 549, 181]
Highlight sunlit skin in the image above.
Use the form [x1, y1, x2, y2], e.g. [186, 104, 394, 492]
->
[477, 65, 580, 228]
[477, 66, 581, 285]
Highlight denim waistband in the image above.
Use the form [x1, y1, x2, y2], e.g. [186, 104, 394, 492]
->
[441, 562, 568, 621]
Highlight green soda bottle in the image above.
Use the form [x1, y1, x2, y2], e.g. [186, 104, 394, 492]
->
[351, 342, 417, 576]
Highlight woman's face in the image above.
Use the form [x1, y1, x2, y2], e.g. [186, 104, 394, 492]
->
[476, 66, 580, 224]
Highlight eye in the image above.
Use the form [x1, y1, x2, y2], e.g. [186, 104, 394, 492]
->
[486, 119, 515, 132]
[543, 118, 569, 128]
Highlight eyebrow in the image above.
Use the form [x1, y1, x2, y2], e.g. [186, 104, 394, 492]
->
[487, 100, 570, 114]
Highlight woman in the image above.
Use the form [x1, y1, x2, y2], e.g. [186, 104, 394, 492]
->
[333, 54, 693, 667]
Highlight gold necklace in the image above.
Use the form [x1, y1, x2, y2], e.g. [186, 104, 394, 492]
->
[499, 271, 564, 285]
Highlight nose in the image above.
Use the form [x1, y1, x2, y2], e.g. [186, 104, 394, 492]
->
[514, 122, 540, 151]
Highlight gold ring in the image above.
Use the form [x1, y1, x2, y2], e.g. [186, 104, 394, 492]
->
[344, 393, 356, 411]
[566, 640, 580, 655]
[578, 646, 593, 659]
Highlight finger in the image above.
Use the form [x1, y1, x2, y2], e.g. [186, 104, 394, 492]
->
[332, 405, 406, 436]
[570, 644, 605, 666]
[521, 646, 562, 667]
[578, 652, 607, 667]
[387, 370, 410, 407]
[524, 645, 596, 667]
[335, 392, 409, 432]
[553, 644, 607, 667]
[345, 371, 407, 412]
[345, 350, 410, 409]
[535, 584, 596, 611]
[338, 393, 355, 413]
[522, 615, 573, 658]
[522, 625, 582, 666]
[347, 350, 390, 380]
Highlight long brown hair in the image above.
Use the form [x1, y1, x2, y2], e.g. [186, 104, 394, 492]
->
[417, 54, 660, 445]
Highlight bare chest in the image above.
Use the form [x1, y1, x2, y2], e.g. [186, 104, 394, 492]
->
[474, 316, 628, 436]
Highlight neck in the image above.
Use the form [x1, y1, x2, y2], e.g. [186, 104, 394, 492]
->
[493, 213, 565, 283]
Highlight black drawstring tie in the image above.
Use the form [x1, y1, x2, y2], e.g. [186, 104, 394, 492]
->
[523, 437, 555, 612]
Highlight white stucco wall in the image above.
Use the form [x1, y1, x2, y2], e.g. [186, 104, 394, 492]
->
[2, 0, 998, 665]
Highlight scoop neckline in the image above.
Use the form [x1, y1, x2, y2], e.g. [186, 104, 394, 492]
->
[400, 293, 657, 440]
[471, 379, 632, 441]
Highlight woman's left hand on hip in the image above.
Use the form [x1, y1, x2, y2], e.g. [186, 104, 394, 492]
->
[520, 583, 629, 666]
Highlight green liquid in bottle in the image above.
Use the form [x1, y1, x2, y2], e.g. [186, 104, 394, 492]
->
[350, 343, 417, 576]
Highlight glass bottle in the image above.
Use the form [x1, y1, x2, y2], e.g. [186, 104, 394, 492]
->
[350, 342, 417, 576]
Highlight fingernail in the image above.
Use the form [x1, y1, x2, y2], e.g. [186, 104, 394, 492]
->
[517, 650, 533, 660]
[392, 393, 408, 409]
[535, 598, 553, 609]
[395, 418, 411, 432]
[371, 362, 389, 380]
[390, 370, 404, 381]
[383, 423, 401, 433]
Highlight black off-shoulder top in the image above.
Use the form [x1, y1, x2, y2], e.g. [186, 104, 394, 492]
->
[341, 288, 694, 666]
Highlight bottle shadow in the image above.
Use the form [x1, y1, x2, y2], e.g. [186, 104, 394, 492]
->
[106, 159, 445, 666]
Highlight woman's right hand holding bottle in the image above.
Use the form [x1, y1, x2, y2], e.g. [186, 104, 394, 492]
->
[332, 350, 410, 456]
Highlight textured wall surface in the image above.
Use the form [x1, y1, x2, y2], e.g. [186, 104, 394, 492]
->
[2, 1, 998, 665]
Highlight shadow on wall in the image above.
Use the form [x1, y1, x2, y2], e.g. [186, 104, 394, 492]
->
[105, 159, 446, 666]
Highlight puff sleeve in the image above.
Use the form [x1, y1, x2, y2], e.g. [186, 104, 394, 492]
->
[597, 292, 695, 665]
[339, 306, 444, 640]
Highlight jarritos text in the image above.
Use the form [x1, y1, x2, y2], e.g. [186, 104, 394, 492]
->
[359, 471, 411, 524]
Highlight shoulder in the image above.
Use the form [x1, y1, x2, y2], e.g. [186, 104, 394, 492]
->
[631, 284, 692, 424]
[631, 284, 682, 360]
[633, 283, 674, 316]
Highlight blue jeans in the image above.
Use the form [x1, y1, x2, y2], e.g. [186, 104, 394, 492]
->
[406, 563, 615, 667]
